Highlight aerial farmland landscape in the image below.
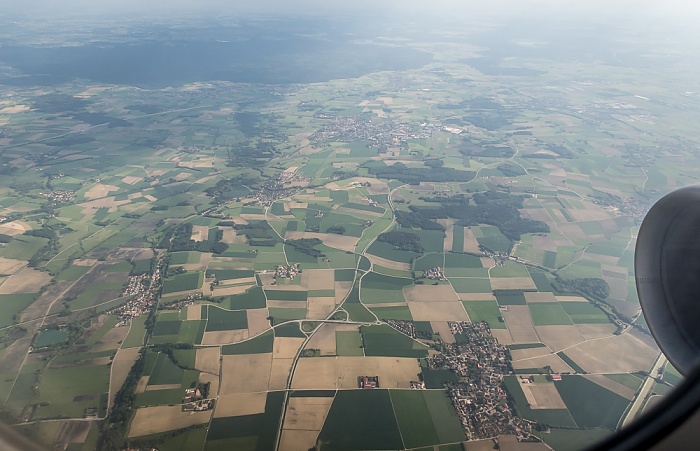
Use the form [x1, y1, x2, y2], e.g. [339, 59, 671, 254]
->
[0, 1, 698, 450]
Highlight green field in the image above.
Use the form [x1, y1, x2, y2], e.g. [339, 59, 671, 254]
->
[169, 251, 201, 265]
[539, 427, 613, 451]
[503, 376, 577, 428]
[556, 375, 630, 429]
[222, 330, 274, 355]
[462, 300, 506, 329]
[264, 290, 308, 301]
[0, 293, 39, 328]
[148, 352, 185, 385]
[161, 272, 203, 294]
[561, 302, 610, 324]
[205, 307, 248, 331]
[122, 315, 149, 348]
[318, 389, 403, 450]
[390, 390, 440, 448]
[369, 305, 413, 321]
[224, 286, 267, 310]
[33, 364, 111, 419]
[528, 302, 574, 326]
[361, 324, 428, 358]
[336, 330, 364, 356]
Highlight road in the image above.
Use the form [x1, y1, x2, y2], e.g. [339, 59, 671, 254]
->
[620, 352, 667, 429]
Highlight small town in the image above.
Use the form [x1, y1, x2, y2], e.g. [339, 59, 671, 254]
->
[249, 171, 310, 206]
[111, 256, 165, 323]
[309, 116, 434, 151]
[428, 321, 536, 442]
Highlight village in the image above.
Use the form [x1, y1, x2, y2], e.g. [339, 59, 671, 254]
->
[428, 321, 536, 442]
[249, 171, 310, 207]
[111, 255, 165, 324]
[422, 266, 447, 281]
[309, 116, 434, 151]
[273, 263, 301, 280]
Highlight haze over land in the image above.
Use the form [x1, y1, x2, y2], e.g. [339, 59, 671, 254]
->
[0, 2, 698, 450]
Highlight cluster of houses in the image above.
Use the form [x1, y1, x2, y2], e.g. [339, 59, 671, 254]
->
[112, 256, 164, 323]
[428, 321, 536, 442]
[250, 172, 309, 207]
[43, 190, 74, 204]
[359, 376, 379, 389]
[309, 116, 434, 151]
[423, 266, 447, 281]
[385, 319, 433, 341]
[274, 263, 300, 280]
[182, 388, 215, 412]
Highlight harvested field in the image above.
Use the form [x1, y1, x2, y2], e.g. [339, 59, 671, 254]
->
[336, 206, 384, 218]
[146, 384, 181, 391]
[583, 374, 636, 400]
[195, 348, 220, 375]
[247, 308, 271, 336]
[403, 284, 458, 302]
[274, 337, 306, 359]
[564, 334, 658, 373]
[214, 392, 267, 418]
[91, 325, 129, 352]
[240, 213, 267, 221]
[430, 321, 456, 344]
[335, 281, 354, 303]
[511, 354, 574, 373]
[286, 231, 359, 252]
[219, 276, 257, 286]
[79, 197, 130, 213]
[73, 259, 97, 266]
[283, 396, 334, 430]
[128, 406, 212, 437]
[438, 219, 455, 252]
[524, 292, 558, 303]
[84, 183, 119, 199]
[269, 358, 295, 390]
[491, 329, 514, 345]
[408, 301, 469, 322]
[201, 329, 249, 345]
[501, 306, 539, 343]
[0, 257, 26, 275]
[306, 270, 335, 291]
[0, 268, 51, 293]
[178, 159, 215, 168]
[355, 177, 389, 195]
[463, 228, 481, 253]
[291, 356, 422, 389]
[366, 254, 411, 271]
[220, 227, 246, 245]
[490, 277, 537, 290]
[121, 176, 143, 185]
[480, 257, 494, 267]
[220, 353, 273, 394]
[459, 292, 496, 301]
[53, 421, 91, 448]
[279, 430, 321, 451]
[109, 347, 141, 409]
[304, 323, 358, 356]
[556, 295, 589, 302]
[521, 382, 567, 409]
[212, 284, 256, 297]
[191, 225, 209, 242]
[510, 347, 552, 361]
[0, 220, 30, 236]
[186, 304, 201, 320]
[576, 324, 617, 339]
[135, 376, 149, 394]
[308, 297, 336, 320]
[534, 325, 585, 352]
[267, 300, 307, 309]
[200, 372, 219, 399]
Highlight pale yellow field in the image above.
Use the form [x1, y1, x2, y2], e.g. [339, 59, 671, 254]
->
[307, 297, 336, 320]
[534, 325, 585, 352]
[73, 259, 97, 266]
[583, 374, 636, 400]
[291, 356, 421, 389]
[135, 376, 149, 394]
[283, 396, 334, 430]
[306, 269, 335, 291]
[480, 257, 494, 268]
[186, 304, 201, 320]
[304, 323, 358, 356]
[214, 392, 267, 418]
[501, 306, 539, 343]
[336, 206, 384, 218]
[279, 430, 320, 451]
[219, 276, 257, 286]
[0, 104, 29, 113]
[564, 334, 659, 373]
[366, 254, 411, 271]
[491, 329, 514, 345]
[267, 300, 307, 309]
[247, 308, 271, 336]
[200, 372, 219, 399]
[269, 358, 295, 390]
[220, 227, 247, 245]
[0, 257, 27, 275]
[408, 301, 470, 322]
[178, 159, 215, 168]
[80, 197, 130, 213]
[212, 284, 256, 297]
[524, 292, 558, 303]
[121, 176, 143, 185]
[220, 353, 273, 394]
[84, 183, 119, 199]
[511, 354, 574, 373]
[0, 267, 52, 293]
[335, 282, 354, 303]
[146, 383, 181, 391]
[490, 276, 537, 290]
[403, 284, 458, 302]
[274, 337, 306, 359]
[195, 347, 220, 375]
[576, 323, 618, 339]
[459, 292, 496, 301]
[201, 329, 249, 345]
[0, 220, 30, 236]
[108, 347, 141, 410]
[521, 382, 567, 409]
[510, 347, 552, 361]
[463, 228, 481, 253]
[128, 406, 212, 437]
[438, 219, 454, 252]
[430, 321, 456, 344]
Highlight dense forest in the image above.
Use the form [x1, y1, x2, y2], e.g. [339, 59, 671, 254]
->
[363, 161, 475, 185]
[377, 231, 423, 253]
